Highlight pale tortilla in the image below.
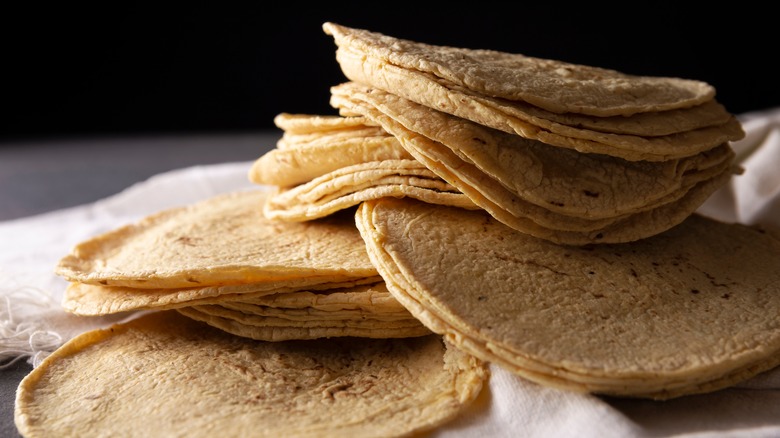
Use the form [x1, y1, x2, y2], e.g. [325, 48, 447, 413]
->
[331, 84, 736, 244]
[333, 47, 743, 161]
[177, 306, 432, 341]
[323, 22, 715, 117]
[63, 276, 383, 316]
[15, 311, 485, 437]
[355, 198, 780, 399]
[330, 82, 736, 218]
[55, 190, 377, 288]
[262, 159, 477, 222]
[249, 113, 412, 187]
[272, 112, 377, 134]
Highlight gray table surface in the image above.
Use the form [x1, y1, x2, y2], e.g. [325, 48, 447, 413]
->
[0, 131, 277, 437]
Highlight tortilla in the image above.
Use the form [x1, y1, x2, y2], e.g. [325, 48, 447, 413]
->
[323, 22, 715, 117]
[272, 112, 377, 134]
[332, 47, 743, 161]
[330, 82, 736, 219]
[177, 306, 432, 341]
[249, 114, 412, 187]
[355, 197, 780, 399]
[262, 159, 477, 221]
[236, 281, 411, 313]
[330, 84, 736, 244]
[55, 190, 377, 288]
[62, 276, 383, 316]
[15, 311, 486, 437]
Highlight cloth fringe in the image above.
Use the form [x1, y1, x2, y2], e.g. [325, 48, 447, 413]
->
[0, 282, 63, 369]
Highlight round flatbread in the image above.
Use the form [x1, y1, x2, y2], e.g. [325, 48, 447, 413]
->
[332, 48, 743, 161]
[356, 198, 780, 399]
[272, 112, 377, 134]
[262, 159, 477, 222]
[177, 305, 431, 341]
[330, 82, 735, 218]
[249, 113, 412, 187]
[55, 190, 377, 288]
[62, 276, 383, 316]
[15, 311, 486, 437]
[323, 22, 715, 117]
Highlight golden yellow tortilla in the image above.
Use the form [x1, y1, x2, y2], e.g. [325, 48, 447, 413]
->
[356, 198, 780, 399]
[55, 190, 377, 288]
[15, 311, 486, 437]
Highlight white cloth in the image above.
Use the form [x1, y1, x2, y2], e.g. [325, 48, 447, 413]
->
[2, 110, 780, 437]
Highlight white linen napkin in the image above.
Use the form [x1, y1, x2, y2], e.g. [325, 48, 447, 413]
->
[2, 109, 779, 437]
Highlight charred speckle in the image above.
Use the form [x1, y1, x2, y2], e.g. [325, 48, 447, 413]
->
[691, 289, 700, 294]
[477, 296, 487, 302]
[588, 271, 596, 275]
[472, 137, 487, 145]
[651, 262, 660, 266]
[175, 236, 198, 247]
[630, 269, 638, 278]
[583, 190, 599, 198]
[594, 233, 604, 240]
[721, 293, 730, 299]
[549, 200, 565, 207]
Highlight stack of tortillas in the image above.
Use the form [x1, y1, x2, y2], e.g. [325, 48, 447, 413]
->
[15, 21, 780, 438]
[356, 198, 780, 400]
[54, 190, 430, 341]
[16, 189, 487, 437]
[254, 22, 745, 245]
[250, 113, 477, 222]
[247, 22, 780, 399]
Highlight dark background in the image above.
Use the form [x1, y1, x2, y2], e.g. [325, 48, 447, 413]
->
[3, 4, 779, 143]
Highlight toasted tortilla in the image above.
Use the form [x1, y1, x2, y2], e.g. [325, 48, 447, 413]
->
[55, 190, 377, 288]
[15, 311, 485, 437]
[332, 47, 743, 161]
[249, 113, 412, 187]
[330, 82, 735, 218]
[323, 22, 715, 117]
[262, 159, 477, 222]
[331, 84, 736, 244]
[355, 197, 780, 399]
[177, 306, 432, 341]
[62, 276, 383, 316]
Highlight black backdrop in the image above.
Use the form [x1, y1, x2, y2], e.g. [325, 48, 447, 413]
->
[4, 4, 779, 142]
